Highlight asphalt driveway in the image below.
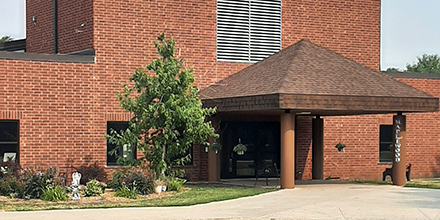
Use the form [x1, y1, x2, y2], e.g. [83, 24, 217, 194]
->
[2, 183, 440, 220]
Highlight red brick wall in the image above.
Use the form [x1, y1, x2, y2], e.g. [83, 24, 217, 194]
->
[296, 116, 313, 180]
[309, 78, 440, 180]
[26, 0, 93, 54]
[26, 0, 54, 54]
[282, 0, 381, 71]
[396, 78, 440, 178]
[9, 0, 382, 181]
[57, 0, 93, 54]
[90, 0, 381, 179]
[0, 59, 98, 172]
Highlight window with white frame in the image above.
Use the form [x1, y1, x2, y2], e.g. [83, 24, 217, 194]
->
[217, 0, 282, 63]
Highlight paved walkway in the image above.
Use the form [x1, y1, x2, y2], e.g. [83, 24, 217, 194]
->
[2, 183, 440, 220]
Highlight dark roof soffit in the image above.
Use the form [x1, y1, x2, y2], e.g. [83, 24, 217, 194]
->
[0, 51, 94, 63]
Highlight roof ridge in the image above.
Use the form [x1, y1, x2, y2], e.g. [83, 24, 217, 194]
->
[279, 40, 309, 93]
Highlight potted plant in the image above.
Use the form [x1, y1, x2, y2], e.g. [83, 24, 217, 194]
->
[153, 178, 167, 194]
[233, 138, 247, 155]
[335, 142, 346, 152]
[210, 142, 222, 154]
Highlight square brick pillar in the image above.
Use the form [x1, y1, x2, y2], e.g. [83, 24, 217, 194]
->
[281, 110, 295, 189]
[392, 114, 407, 186]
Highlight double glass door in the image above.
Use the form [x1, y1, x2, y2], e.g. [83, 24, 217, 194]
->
[220, 121, 280, 179]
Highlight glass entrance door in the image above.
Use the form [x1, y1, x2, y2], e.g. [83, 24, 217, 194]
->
[220, 121, 280, 179]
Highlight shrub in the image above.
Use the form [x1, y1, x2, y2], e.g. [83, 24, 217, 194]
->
[0, 161, 22, 178]
[109, 168, 154, 195]
[41, 185, 68, 202]
[167, 177, 186, 192]
[21, 167, 60, 199]
[83, 180, 106, 197]
[0, 166, 66, 199]
[75, 162, 108, 185]
[114, 186, 138, 199]
[0, 175, 24, 198]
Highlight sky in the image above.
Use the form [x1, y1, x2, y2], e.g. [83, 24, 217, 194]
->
[0, 0, 439, 71]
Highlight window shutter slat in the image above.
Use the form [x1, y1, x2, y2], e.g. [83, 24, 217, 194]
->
[217, 0, 281, 63]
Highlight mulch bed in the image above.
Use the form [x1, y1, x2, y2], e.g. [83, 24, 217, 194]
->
[0, 190, 176, 205]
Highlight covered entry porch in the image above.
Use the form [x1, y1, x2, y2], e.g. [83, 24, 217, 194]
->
[199, 40, 439, 189]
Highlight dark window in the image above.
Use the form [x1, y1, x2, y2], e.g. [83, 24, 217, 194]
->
[106, 121, 135, 166]
[0, 120, 19, 163]
[379, 125, 393, 163]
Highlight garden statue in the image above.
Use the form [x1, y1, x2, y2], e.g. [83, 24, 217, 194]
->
[71, 172, 82, 201]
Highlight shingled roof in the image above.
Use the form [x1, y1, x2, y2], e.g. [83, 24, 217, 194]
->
[199, 40, 438, 116]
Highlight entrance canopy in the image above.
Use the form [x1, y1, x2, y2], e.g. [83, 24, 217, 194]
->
[199, 40, 439, 116]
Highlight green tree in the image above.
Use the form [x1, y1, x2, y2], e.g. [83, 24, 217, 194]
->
[406, 54, 440, 73]
[0, 35, 12, 43]
[385, 67, 403, 72]
[106, 33, 217, 177]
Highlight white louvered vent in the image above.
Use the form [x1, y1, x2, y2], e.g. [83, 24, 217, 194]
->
[217, 0, 281, 63]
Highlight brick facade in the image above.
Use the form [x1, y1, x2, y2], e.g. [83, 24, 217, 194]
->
[294, 78, 440, 181]
[26, 0, 93, 54]
[2, 0, 438, 181]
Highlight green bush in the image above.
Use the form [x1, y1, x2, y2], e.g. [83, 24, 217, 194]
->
[0, 176, 24, 198]
[114, 186, 138, 199]
[0, 166, 64, 199]
[75, 162, 108, 185]
[41, 185, 68, 202]
[167, 177, 186, 192]
[21, 167, 59, 199]
[83, 180, 106, 197]
[0, 163, 24, 198]
[109, 169, 154, 195]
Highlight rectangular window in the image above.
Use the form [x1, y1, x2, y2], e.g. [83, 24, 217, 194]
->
[379, 125, 393, 163]
[106, 121, 136, 166]
[0, 120, 19, 163]
[217, 0, 282, 63]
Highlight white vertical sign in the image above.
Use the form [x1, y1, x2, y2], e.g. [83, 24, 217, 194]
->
[394, 119, 402, 163]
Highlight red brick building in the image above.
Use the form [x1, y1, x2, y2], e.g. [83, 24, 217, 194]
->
[0, 0, 439, 186]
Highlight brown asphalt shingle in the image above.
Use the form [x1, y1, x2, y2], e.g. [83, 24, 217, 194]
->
[199, 40, 433, 100]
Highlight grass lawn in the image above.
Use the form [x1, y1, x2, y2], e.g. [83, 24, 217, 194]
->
[0, 184, 276, 212]
[353, 178, 440, 189]
[405, 178, 440, 189]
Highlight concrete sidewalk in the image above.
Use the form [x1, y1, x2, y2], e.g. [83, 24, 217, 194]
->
[2, 183, 440, 220]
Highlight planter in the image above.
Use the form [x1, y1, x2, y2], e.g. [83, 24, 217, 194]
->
[154, 185, 162, 194]
[237, 151, 244, 155]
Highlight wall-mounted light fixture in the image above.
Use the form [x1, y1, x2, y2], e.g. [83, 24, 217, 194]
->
[32, 16, 36, 25]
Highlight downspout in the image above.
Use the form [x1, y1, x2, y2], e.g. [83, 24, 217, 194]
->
[53, 0, 58, 54]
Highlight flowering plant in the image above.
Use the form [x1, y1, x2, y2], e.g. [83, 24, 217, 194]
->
[153, 179, 168, 187]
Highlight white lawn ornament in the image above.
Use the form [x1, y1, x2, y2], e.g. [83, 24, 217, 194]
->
[71, 172, 82, 201]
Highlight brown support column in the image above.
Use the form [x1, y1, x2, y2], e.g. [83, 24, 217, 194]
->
[312, 116, 324, 180]
[392, 114, 407, 186]
[281, 110, 295, 189]
[208, 117, 220, 182]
